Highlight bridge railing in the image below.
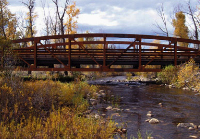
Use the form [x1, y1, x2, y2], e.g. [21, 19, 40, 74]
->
[1, 33, 200, 72]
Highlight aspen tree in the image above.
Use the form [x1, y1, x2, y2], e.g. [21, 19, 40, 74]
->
[22, 0, 37, 38]
[172, 11, 189, 47]
[65, 1, 80, 34]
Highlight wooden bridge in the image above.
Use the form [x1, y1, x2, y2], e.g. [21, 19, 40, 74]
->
[3, 33, 200, 72]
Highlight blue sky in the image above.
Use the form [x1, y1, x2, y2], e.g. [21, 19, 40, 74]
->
[7, 0, 199, 37]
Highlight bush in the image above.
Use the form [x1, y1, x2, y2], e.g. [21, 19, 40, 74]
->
[0, 78, 117, 138]
[158, 59, 200, 91]
[0, 108, 116, 139]
[0, 78, 98, 123]
[176, 59, 199, 88]
[158, 65, 178, 84]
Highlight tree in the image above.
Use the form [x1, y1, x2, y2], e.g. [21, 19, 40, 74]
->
[22, 0, 37, 38]
[65, 1, 80, 34]
[0, 0, 18, 39]
[177, 0, 200, 49]
[52, 0, 68, 36]
[154, 3, 170, 37]
[172, 11, 189, 47]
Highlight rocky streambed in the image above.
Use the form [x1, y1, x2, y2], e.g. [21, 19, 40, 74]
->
[87, 76, 200, 139]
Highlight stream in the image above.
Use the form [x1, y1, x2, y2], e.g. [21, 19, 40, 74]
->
[88, 76, 200, 139]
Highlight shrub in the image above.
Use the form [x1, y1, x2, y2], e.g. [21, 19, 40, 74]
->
[126, 72, 132, 81]
[157, 65, 178, 84]
[0, 78, 98, 123]
[0, 108, 116, 139]
[176, 59, 199, 88]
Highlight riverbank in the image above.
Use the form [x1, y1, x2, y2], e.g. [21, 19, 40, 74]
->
[0, 77, 116, 138]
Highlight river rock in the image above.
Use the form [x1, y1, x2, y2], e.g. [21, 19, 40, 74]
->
[189, 135, 198, 139]
[101, 93, 106, 98]
[121, 128, 127, 133]
[145, 119, 150, 122]
[177, 123, 195, 128]
[147, 137, 154, 139]
[94, 114, 100, 119]
[149, 118, 159, 124]
[112, 113, 120, 117]
[90, 98, 97, 105]
[112, 108, 121, 112]
[168, 85, 173, 88]
[106, 106, 112, 110]
[183, 87, 190, 90]
[101, 114, 106, 118]
[188, 127, 195, 130]
[195, 93, 200, 96]
[158, 103, 163, 107]
[146, 111, 153, 117]
[99, 90, 105, 93]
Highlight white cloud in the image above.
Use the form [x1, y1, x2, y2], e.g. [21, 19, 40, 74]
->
[7, 0, 199, 37]
[78, 12, 118, 27]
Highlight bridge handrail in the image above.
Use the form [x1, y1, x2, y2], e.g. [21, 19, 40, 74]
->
[12, 33, 200, 45]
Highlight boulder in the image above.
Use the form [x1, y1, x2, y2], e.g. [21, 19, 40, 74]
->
[149, 118, 159, 124]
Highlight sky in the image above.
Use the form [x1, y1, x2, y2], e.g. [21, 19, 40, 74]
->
[7, 0, 199, 37]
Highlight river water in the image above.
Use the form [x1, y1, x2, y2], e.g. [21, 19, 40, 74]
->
[89, 76, 200, 139]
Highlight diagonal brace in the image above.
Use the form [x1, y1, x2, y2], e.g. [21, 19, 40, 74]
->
[39, 42, 68, 68]
[108, 41, 136, 67]
[72, 39, 101, 67]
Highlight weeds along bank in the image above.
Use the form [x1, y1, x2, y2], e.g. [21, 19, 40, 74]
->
[0, 77, 116, 138]
[158, 59, 200, 92]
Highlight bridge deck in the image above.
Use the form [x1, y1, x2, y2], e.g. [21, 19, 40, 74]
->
[1, 33, 200, 72]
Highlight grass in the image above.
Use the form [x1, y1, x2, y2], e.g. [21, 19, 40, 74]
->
[0, 76, 116, 138]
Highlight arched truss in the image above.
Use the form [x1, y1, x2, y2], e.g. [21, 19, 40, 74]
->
[5, 33, 200, 72]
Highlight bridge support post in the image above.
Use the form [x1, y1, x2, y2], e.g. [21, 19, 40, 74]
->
[68, 39, 71, 70]
[34, 39, 38, 69]
[174, 40, 177, 66]
[103, 36, 107, 68]
[138, 38, 142, 70]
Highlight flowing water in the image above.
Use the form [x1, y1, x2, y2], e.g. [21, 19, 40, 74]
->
[89, 76, 200, 139]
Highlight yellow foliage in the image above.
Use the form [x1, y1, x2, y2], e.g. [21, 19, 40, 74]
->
[172, 11, 189, 47]
[0, 78, 115, 139]
[65, 1, 80, 34]
[176, 59, 199, 88]
[0, 108, 116, 139]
